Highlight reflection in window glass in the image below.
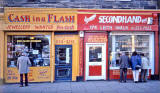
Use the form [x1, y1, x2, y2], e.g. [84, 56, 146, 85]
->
[7, 35, 51, 67]
[89, 47, 102, 62]
[109, 35, 150, 68]
[56, 47, 71, 65]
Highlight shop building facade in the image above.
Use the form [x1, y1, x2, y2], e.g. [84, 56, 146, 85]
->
[0, 8, 160, 83]
[78, 9, 159, 80]
[0, 8, 80, 83]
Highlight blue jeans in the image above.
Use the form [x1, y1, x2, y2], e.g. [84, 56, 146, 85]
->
[140, 69, 148, 82]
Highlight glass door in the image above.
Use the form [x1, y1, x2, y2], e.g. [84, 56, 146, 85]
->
[55, 45, 72, 81]
[86, 43, 106, 80]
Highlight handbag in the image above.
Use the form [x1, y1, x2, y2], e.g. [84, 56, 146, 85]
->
[135, 65, 141, 70]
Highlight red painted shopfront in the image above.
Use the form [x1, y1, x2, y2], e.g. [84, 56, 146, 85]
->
[78, 10, 159, 80]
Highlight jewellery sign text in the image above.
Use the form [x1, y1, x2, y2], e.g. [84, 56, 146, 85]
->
[78, 14, 158, 31]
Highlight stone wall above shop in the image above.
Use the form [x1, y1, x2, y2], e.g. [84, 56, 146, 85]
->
[2, 0, 158, 9]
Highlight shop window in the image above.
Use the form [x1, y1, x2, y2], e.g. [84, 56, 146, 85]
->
[89, 46, 102, 62]
[7, 35, 51, 67]
[109, 34, 150, 69]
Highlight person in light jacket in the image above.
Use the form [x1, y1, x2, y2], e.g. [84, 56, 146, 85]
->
[119, 52, 129, 83]
[140, 53, 150, 82]
[17, 52, 31, 87]
[131, 51, 141, 83]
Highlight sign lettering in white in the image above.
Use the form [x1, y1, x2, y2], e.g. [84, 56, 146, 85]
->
[99, 16, 148, 24]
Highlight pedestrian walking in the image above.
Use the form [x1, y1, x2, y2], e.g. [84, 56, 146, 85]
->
[140, 53, 150, 82]
[119, 52, 129, 83]
[131, 51, 141, 83]
[17, 52, 31, 87]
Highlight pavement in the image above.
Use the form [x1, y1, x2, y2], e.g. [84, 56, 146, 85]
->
[0, 80, 160, 93]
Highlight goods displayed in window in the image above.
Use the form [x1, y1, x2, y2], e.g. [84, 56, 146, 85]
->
[7, 35, 51, 67]
[109, 34, 150, 68]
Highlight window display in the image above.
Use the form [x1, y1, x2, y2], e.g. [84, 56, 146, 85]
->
[109, 32, 153, 69]
[7, 35, 51, 67]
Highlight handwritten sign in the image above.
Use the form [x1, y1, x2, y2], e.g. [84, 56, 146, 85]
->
[5, 67, 51, 83]
[86, 34, 107, 43]
[7, 69, 18, 81]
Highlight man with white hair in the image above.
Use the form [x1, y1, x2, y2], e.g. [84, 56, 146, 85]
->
[17, 52, 31, 87]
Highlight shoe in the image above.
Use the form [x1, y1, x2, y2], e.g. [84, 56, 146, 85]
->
[144, 80, 147, 82]
[124, 80, 126, 83]
[25, 84, 28, 86]
[19, 85, 23, 87]
[134, 81, 138, 83]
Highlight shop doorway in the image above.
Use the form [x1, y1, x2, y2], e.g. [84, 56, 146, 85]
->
[85, 43, 106, 80]
[55, 45, 72, 81]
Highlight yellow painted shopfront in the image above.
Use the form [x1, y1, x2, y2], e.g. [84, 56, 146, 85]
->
[0, 7, 79, 83]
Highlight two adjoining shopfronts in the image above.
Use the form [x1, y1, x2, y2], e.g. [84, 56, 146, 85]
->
[1, 8, 159, 83]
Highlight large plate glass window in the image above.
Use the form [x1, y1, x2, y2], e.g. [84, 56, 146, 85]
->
[7, 35, 51, 67]
[109, 32, 154, 74]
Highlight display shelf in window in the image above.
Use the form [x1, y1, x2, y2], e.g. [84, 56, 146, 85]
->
[135, 46, 149, 48]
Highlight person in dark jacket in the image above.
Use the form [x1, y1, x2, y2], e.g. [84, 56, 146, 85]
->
[119, 52, 129, 83]
[131, 51, 141, 83]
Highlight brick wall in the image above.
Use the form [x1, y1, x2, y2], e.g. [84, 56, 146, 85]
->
[3, 0, 158, 9]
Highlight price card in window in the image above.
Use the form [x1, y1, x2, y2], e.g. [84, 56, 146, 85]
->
[33, 50, 39, 54]
[98, 53, 102, 58]
[66, 48, 70, 64]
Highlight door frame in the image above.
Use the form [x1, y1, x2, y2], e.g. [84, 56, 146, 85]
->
[85, 43, 106, 80]
[55, 45, 72, 81]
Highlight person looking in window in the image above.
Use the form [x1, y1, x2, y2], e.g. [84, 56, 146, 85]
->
[119, 52, 129, 83]
[140, 53, 150, 82]
[17, 52, 31, 87]
[131, 51, 141, 83]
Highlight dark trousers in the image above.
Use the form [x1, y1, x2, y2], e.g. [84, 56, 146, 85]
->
[20, 73, 28, 86]
[140, 69, 148, 82]
[120, 68, 127, 82]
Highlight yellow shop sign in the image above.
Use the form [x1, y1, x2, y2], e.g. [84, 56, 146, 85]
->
[4, 8, 77, 31]
[8, 14, 75, 23]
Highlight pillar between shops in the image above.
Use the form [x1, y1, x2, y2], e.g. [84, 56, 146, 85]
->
[0, 13, 4, 84]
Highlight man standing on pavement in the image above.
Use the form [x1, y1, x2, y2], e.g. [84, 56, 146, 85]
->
[17, 52, 31, 87]
[119, 52, 129, 83]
